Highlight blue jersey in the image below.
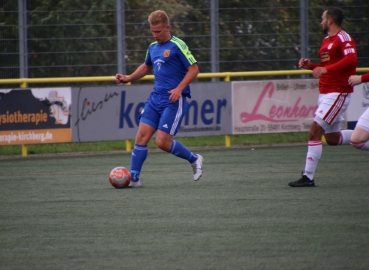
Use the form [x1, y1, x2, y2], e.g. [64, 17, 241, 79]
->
[144, 36, 197, 97]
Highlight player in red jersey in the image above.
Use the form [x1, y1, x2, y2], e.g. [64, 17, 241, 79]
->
[348, 73, 369, 151]
[289, 7, 357, 187]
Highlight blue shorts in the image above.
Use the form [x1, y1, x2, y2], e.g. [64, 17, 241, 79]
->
[140, 92, 188, 136]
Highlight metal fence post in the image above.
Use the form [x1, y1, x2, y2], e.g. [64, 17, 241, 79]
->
[116, 0, 126, 75]
[300, 0, 309, 78]
[210, 0, 219, 81]
[18, 0, 29, 157]
[18, 0, 28, 81]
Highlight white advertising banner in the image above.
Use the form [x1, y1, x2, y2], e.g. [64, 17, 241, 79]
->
[71, 82, 232, 142]
[232, 79, 320, 134]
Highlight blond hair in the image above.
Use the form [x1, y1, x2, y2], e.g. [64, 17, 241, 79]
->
[148, 10, 170, 26]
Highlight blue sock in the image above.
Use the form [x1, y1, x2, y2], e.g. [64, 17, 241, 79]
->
[169, 140, 198, 163]
[130, 144, 148, 182]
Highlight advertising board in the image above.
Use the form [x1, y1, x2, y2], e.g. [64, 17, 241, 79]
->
[71, 82, 232, 142]
[0, 88, 72, 145]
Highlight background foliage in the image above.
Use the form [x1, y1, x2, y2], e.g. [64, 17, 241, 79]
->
[1, 0, 368, 80]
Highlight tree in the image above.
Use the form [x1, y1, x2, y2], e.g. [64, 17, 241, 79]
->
[0, 1, 20, 79]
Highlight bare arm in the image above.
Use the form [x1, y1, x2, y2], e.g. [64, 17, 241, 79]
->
[299, 58, 322, 70]
[115, 63, 152, 84]
[348, 75, 362, 86]
[348, 73, 369, 86]
[299, 58, 312, 69]
[168, 64, 199, 103]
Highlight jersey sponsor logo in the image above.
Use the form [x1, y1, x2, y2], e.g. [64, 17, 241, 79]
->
[327, 43, 333, 50]
[163, 50, 170, 57]
[154, 59, 165, 71]
[320, 52, 330, 62]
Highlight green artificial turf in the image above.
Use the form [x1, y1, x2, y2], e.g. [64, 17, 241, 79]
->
[1, 145, 368, 269]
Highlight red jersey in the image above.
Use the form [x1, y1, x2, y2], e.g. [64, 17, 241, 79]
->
[362, 73, 369, 83]
[310, 30, 357, 94]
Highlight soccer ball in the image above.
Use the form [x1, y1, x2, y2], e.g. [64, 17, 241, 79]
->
[109, 167, 131, 188]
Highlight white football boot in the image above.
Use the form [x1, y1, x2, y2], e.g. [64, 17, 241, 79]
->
[128, 180, 142, 188]
[191, 154, 203, 181]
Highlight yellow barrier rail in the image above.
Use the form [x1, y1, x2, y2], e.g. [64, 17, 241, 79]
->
[1, 68, 369, 156]
[1, 68, 369, 86]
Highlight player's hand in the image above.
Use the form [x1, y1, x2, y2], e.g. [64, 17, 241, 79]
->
[168, 88, 182, 103]
[299, 58, 311, 69]
[348, 75, 362, 87]
[312, 67, 327, 78]
[115, 74, 130, 84]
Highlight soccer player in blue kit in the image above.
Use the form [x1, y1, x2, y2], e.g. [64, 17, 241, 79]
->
[115, 10, 203, 188]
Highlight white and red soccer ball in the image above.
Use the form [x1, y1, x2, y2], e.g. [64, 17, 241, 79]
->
[109, 167, 131, 188]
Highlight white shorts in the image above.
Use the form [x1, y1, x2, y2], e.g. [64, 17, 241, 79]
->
[314, 92, 351, 133]
[356, 107, 369, 133]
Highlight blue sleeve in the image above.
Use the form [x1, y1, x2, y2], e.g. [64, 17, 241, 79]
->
[171, 39, 197, 68]
[177, 47, 192, 69]
[144, 47, 152, 66]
